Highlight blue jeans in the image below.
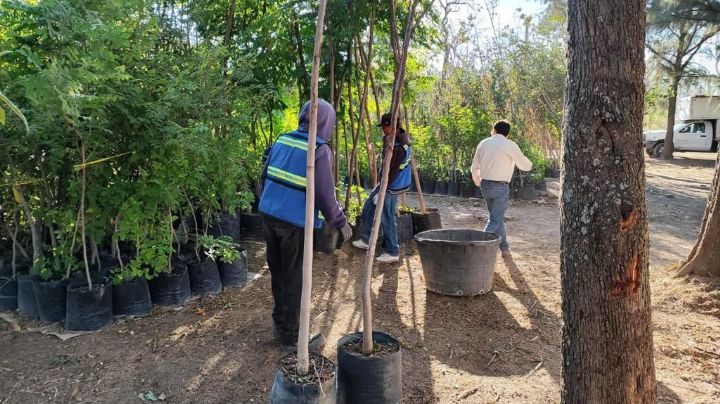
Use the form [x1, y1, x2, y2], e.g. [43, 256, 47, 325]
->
[360, 187, 399, 256]
[480, 180, 510, 251]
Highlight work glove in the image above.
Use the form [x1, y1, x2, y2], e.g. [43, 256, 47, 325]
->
[339, 223, 353, 242]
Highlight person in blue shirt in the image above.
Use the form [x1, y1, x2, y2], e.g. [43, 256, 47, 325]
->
[352, 112, 412, 263]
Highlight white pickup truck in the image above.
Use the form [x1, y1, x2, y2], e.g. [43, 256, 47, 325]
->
[644, 96, 720, 157]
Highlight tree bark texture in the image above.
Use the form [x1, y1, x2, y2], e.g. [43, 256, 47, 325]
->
[662, 75, 680, 159]
[677, 150, 720, 277]
[561, 1, 656, 403]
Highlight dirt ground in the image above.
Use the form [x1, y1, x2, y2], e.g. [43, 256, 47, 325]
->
[1, 153, 719, 404]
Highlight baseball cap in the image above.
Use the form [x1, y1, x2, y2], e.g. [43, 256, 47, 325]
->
[377, 112, 400, 127]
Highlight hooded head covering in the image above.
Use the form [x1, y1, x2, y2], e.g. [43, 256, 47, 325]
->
[297, 99, 336, 142]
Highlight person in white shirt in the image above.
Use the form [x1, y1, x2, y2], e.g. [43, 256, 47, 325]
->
[470, 120, 533, 257]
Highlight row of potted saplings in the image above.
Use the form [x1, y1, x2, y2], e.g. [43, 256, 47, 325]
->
[350, 173, 480, 198]
[0, 235, 248, 331]
[416, 176, 482, 198]
[415, 171, 548, 199]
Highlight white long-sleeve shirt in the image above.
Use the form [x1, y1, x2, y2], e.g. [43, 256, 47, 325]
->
[470, 134, 533, 185]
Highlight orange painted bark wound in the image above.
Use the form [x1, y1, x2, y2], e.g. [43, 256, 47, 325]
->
[610, 254, 640, 298]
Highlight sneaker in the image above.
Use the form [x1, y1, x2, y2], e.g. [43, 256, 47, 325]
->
[376, 253, 400, 264]
[282, 333, 327, 353]
[352, 239, 370, 250]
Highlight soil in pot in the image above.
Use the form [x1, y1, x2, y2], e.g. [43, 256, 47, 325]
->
[16, 273, 38, 318]
[188, 258, 222, 296]
[337, 331, 402, 404]
[113, 277, 152, 316]
[71, 269, 109, 290]
[314, 224, 339, 254]
[397, 213, 414, 243]
[412, 208, 443, 235]
[218, 250, 248, 288]
[270, 352, 337, 404]
[241, 213, 264, 240]
[0, 277, 18, 311]
[33, 277, 69, 323]
[148, 261, 191, 307]
[65, 281, 113, 331]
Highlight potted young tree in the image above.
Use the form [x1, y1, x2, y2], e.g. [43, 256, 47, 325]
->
[212, 236, 248, 288]
[187, 235, 223, 296]
[66, 262, 114, 331]
[270, 4, 337, 402]
[110, 256, 153, 317]
[65, 158, 114, 331]
[148, 252, 192, 307]
[198, 235, 242, 289]
[32, 259, 71, 323]
[337, 3, 422, 401]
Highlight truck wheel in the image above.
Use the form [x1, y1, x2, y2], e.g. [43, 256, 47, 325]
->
[653, 142, 664, 158]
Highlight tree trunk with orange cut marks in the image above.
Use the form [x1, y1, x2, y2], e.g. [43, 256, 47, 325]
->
[561, 0, 656, 402]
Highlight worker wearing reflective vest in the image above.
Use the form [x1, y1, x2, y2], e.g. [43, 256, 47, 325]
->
[352, 112, 412, 264]
[259, 99, 352, 350]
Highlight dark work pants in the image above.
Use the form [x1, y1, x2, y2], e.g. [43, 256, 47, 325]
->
[263, 216, 304, 345]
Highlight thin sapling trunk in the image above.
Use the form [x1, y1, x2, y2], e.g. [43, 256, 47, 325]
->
[361, 0, 420, 355]
[296, 0, 328, 377]
[80, 140, 92, 290]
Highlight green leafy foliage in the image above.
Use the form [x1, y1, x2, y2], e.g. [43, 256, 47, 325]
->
[339, 185, 368, 224]
[0, 0, 569, 282]
[198, 235, 240, 263]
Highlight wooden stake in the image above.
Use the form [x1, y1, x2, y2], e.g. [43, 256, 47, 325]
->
[297, 0, 328, 376]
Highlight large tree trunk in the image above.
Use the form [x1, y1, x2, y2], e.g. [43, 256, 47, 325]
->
[662, 74, 680, 160]
[677, 150, 720, 277]
[561, 1, 656, 403]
